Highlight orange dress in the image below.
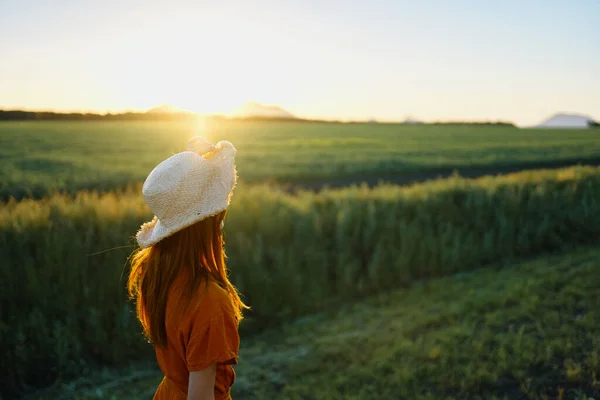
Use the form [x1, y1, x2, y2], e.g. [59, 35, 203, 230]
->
[153, 276, 240, 400]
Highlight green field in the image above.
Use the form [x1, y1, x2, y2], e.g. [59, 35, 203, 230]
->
[3, 120, 600, 398]
[2, 120, 600, 199]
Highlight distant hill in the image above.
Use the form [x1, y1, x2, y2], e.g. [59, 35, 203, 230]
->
[403, 116, 424, 125]
[234, 102, 296, 119]
[536, 113, 597, 128]
[146, 104, 194, 115]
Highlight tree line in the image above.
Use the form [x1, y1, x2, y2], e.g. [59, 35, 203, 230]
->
[0, 110, 201, 121]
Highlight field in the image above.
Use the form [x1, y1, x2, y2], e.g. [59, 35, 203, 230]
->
[2, 120, 600, 199]
[3, 120, 600, 399]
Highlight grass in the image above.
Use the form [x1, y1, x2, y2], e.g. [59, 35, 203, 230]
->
[2, 120, 600, 199]
[3, 166, 600, 398]
[37, 247, 600, 399]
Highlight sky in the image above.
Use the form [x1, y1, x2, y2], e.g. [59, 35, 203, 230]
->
[1, 0, 599, 125]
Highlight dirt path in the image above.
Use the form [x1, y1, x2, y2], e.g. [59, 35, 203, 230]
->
[284, 156, 600, 192]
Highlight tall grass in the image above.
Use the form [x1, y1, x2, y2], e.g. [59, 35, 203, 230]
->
[2, 166, 600, 396]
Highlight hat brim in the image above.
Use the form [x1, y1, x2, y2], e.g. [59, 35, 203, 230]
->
[136, 206, 228, 248]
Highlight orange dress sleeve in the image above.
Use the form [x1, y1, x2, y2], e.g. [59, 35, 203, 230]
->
[185, 308, 240, 371]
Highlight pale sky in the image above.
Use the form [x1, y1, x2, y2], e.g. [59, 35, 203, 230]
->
[1, 0, 599, 125]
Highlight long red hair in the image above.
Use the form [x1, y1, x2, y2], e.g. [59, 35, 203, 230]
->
[127, 210, 247, 346]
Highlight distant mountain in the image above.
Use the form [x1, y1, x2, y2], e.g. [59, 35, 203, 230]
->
[147, 104, 194, 115]
[536, 113, 597, 128]
[234, 102, 295, 119]
[403, 116, 423, 125]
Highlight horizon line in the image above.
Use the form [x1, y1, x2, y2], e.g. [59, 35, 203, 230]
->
[1, 105, 597, 127]
[0, 107, 523, 125]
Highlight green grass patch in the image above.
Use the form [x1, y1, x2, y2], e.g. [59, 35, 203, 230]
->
[236, 247, 600, 399]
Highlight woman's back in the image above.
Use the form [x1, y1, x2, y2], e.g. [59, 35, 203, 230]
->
[154, 275, 240, 400]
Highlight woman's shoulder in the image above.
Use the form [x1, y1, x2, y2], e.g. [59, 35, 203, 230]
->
[190, 279, 235, 322]
[203, 280, 234, 310]
[167, 275, 236, 336]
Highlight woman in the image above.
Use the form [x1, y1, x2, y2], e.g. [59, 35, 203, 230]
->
[128, 137, 248, 400]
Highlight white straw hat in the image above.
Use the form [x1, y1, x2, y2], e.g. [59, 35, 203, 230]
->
[136, 137, 237, 248]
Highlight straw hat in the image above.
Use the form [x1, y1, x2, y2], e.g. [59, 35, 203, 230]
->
[136, 137, 237, 248]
